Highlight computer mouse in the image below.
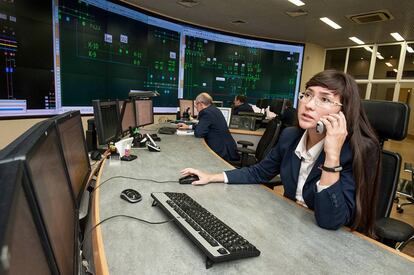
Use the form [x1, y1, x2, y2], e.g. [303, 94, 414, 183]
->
[120, 189, 142, 203]
[179, 174, 200, 184]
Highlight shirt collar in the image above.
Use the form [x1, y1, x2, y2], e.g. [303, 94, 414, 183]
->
[294, 130, 325, 162]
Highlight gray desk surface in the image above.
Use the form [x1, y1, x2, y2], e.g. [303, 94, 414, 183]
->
[93, 133, 413, 274]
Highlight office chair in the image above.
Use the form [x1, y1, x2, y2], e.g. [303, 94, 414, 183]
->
[396, 162, 414, 213]
[231, 99, 287, 168]
[361, 100, 414, 251]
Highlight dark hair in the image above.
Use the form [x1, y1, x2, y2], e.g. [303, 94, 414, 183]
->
[235, 95, 247, 103]
[306, 70, 381, 237]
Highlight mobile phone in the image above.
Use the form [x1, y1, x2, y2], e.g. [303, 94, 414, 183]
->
[316, 120, 325, 134]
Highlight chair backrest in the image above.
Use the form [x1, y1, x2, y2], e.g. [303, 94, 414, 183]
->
[255, 118, 282, 161]
[362, 100, 410, 146]
[361, 100, 410, 219]
[377, 150, 402, 218]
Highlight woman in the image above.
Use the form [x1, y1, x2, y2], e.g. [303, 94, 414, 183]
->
[181, 70, 381, 237]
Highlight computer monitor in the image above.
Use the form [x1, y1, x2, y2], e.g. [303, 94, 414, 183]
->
[135, 99, 154, 127]
[118, 99, 137, 135]
[217, 107, 232, 127]
[92, 100, 121, 145]
[0, 160, 58, 274]
[54, 111, 91, 206]
[179, 99, 194, 118]
[7, 120, 78, 274]
[193, 100, 199, 117]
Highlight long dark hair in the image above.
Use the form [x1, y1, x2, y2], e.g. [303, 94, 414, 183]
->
[306, 70, 381, 237]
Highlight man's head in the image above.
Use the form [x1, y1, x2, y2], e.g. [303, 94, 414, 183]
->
[195, 92, 213, 112]
[233, 95, 247, 107]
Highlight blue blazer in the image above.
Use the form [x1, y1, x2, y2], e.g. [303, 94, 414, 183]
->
[226, 127, 356, 230]
[233, 102, 254, 115]
[194, 105, 240, 161]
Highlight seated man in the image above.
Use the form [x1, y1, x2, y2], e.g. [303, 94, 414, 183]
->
[232, 95, 254, 115]
[178, 93, 240, 162]
[279, 100, 298, 128]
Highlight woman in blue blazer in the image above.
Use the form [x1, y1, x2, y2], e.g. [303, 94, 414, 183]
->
[181, 70, 381, 237]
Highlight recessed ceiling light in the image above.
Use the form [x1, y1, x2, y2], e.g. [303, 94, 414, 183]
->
[393, 69, 398, 73]
[349, 37, 364, 45]
[407, 46, 414, 53]
[319, 17, 342, 29]
[288, 0, 305, 6]
[385, 62, 393, 67]
[390, 32, 404, 41]
[377, 55, 384, 60]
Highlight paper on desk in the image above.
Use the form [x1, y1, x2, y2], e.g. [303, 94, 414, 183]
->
[176, 129, 194, 136]
[114, 137, 133, 157]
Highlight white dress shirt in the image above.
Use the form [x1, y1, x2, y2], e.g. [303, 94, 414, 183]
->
[294, 130, 328, 207]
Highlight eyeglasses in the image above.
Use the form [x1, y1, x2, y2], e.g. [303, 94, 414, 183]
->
[298, 90, 342, 108]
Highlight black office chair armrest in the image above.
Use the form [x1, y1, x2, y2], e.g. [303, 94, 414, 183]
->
[375, 217, 414, 243]
[237, 147, 255, 155]
[237, 140, 254, 148]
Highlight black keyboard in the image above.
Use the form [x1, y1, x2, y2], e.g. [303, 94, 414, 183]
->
[151, 192, 260, 268]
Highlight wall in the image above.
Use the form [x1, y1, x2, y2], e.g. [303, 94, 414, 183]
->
[300, 43, 325, 92]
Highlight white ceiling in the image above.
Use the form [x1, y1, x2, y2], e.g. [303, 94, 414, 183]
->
[120, 0, 414, 48]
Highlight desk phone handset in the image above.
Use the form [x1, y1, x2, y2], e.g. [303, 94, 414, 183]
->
[316, 120, 326, 134]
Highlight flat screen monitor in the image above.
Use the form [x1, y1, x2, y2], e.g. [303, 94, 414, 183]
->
[92, 100, 121, 145]
[55, 111, 91, 206]
[217, 107, 232, 127]
[9, 120, 78, 275]
[179, 99, 194, 118]
[135, 100, 154, 127]
[0, 160, 58, 274]
[193, 101, 199, 117]
[119, 99, 137, 135]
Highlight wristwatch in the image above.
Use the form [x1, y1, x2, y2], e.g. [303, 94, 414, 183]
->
[319, 164, 343, 172]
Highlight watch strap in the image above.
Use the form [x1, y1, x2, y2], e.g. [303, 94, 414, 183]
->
[318, 164, 343, 172]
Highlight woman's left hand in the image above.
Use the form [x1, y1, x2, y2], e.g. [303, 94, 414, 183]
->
[319, 111, 348, 163]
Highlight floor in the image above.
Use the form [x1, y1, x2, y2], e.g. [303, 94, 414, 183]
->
[269, 137, 414, 258]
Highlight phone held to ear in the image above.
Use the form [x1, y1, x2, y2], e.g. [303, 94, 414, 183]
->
[316, 120, 326, 134]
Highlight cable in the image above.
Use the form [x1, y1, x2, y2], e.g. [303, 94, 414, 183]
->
[91, 176, 178, 192]
[81, 214, 175, 248]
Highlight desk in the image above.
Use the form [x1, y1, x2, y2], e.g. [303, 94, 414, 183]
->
[91, 134, 413, 274]
[230, 128, 264, 151]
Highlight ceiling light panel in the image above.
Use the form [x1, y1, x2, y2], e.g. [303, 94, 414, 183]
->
[288, 0, 305, 7]
[349, 37, 365, 45]
[385, 62, 393, 67]
[320, 17, 342, 29]
[390, 32, 404, 41]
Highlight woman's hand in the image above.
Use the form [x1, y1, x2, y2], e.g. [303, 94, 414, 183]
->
[319, 111, 348, 165]
[180, 168, 224, 185]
